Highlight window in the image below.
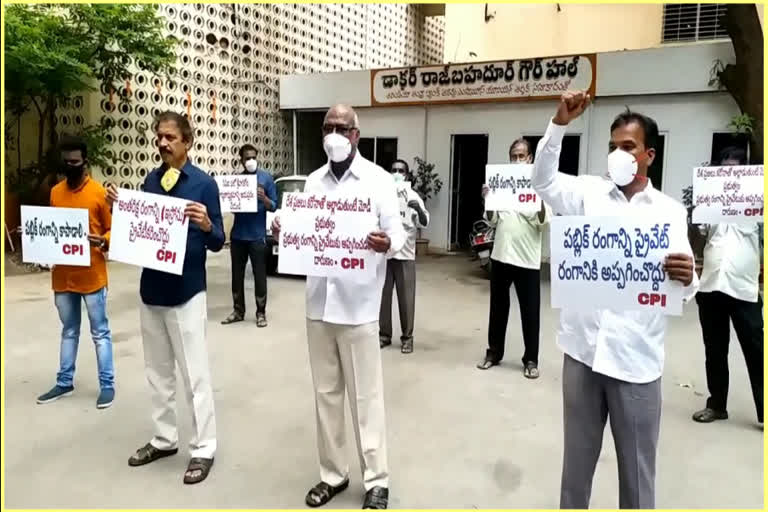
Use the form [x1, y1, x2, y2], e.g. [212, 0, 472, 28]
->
[358, 137, 399, 170]
[662, 4, 728, 43]
[522, 135, 581, 176]
[710, 132, 750, 164]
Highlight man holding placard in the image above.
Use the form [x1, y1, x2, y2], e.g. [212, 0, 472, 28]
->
[109, 112, 224, 485]
[272, 104, 403, 509]
[476, 139, 549, 379]
[36, 136, 115, 409]
[532, 91, 698, 509]
[692, 146, 763, 426]
[221, 143, 278, 327]
[379, 159, 429, 354]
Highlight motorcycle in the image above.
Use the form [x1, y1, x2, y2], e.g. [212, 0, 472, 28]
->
[469, 219, 495, 276]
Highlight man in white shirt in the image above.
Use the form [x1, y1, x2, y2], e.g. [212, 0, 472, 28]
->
[692, 146, 763, 426]
[272, 104, 404, 509]
[477, 139, 549, 378]
[532, 90, 698, 509]
[379, 159, 429, 354]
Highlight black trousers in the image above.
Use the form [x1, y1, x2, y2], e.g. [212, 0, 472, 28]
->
[231, 240, 267, 317]
[487, 259, 541, 365]
[696, 291, 763, 422]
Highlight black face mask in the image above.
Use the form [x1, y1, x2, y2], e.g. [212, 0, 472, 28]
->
[64, 163, 85, 185]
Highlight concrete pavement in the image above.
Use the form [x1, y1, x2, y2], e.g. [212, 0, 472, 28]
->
[3, 251, 763, 508]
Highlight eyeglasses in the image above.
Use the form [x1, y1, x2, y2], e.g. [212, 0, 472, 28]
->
[322, 123, 357, 136]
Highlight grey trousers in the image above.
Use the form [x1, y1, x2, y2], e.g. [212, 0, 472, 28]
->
[379, 259, 416, 344]
[560, 355, 661, 510]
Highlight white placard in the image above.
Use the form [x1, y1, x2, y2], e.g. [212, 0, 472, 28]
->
[21, 206, 91, 266]
[550, 216, 686, 315]
[214, 174, 259, 213]
[484, 163, 541, 213]
[109, 188, 189, 275]
[277, 191, 379, 279]
[692, 165, 763, 224]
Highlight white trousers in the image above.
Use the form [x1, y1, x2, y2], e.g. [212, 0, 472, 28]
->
[306, 319, 389, 490]
[140, 292, 217, 459]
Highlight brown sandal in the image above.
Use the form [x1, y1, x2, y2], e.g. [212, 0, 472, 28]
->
[128, 442, 178, 466]
[183, 457, 214, 484]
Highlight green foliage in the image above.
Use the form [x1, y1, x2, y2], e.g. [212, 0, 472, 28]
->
[5, 4, 176, 101]
[412, 156, 443, 204]
[728, 113, 754, 134]
[4, 3, 176, 202]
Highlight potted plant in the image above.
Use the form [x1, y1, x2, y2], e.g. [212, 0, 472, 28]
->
[411, 156, 443, 257]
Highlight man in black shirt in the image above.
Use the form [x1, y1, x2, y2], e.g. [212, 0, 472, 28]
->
[111, 112, 223, 485]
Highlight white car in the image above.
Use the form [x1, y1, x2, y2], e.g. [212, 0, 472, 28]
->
[266, 175, 307, 274]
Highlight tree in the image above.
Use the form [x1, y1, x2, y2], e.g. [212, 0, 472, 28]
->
[711, 4, 764, 164]
[4, 3, 177, 202]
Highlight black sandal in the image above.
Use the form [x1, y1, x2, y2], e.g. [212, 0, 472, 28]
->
[477, 358, 498, 370]
[256, 313, 267, 328]
[692, 407, 728, 423]
[524, 362, 540, 379]
[221, 312, 244, 325]
[128, 442, 178, 466]
[183, 457, 214, 484]
[305, 479, 349, 507]
[363, 486, 389, 509]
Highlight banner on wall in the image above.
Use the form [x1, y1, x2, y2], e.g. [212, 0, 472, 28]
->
[370, 54, 596, 107]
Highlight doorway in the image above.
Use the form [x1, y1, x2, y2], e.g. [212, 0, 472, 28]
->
[450, 134, 488, 250]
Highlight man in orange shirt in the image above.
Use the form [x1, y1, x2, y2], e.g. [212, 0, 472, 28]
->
[36, 136, 116, 409]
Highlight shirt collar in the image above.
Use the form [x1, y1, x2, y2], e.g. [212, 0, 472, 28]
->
[161, 160, 193, 176]
[324, 150, 363, 181]
[603, 176, 654, 202]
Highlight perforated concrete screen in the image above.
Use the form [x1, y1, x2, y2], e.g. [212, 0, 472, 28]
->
[58, 3, 444, 190]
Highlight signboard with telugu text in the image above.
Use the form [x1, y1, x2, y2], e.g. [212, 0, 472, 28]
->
[21, 206, 91, 266]
[550, 216, 686, 315]
[277, 191, 379, 279]
[484, 164, 540, 213]
[109, 188, 189, 275]
[692, 165, 763, 224]
[370, 54, 596, 106]
[214, 174, 260, 213]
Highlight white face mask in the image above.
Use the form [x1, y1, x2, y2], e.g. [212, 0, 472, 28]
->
[392, 172, 405, 183]
[244, 158, 258, 173]
[607, 149, 637, 186]
[323, 133, 352, 163]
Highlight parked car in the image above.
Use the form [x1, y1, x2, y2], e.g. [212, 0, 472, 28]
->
[266, 175, 307, 274]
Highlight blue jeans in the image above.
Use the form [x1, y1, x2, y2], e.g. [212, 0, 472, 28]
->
[54, 287, 114, 389]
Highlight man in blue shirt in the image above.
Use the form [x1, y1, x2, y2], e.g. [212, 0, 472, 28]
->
[221, 144, 278, 327]
[113, 111, 224, 486]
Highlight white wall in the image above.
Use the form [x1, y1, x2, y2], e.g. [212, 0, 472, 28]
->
[356, 106, 427, 168]
[280, 70, 371, 109]
[596, 42, 735, 97]
[353, 92, 739, 252]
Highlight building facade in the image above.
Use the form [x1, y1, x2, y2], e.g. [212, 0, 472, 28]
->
[280, 41, 744, 254]
[47, 3, 445, 189]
